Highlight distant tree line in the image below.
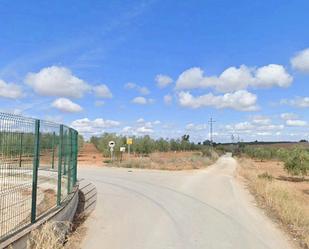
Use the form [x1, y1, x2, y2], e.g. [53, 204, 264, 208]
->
[90, 133, 213, 157]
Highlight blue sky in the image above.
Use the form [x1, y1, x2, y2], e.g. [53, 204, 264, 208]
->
[1, 0, 309, 142]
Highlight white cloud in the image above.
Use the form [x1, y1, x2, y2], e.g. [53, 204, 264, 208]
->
[51, 98, 83, 113]
[178, 90, 258, 111]
[132, 96, 154, 105]
[125, 82, 136, 89]
[136, 118, 160, 127]
[25, 66, 91, 98]
[132, 96, 147, 104]
[139, 86, 150, 95]
[155, 74, 173, 88]
[137, 118, 145, 123]
[251, 115, 271, 125]
[121, 125, 154, 135]
[282, 97, 309, 108]
[93, 84, 112, 98]
[254, 64, 292, 88]
[125, 82, 150, 95]
[95, 100, 105, 107]
[71, 118, 120, 135]
[226, 121, 284, 135]
[286, 119, 307, 127]
[164, 94, 173, 104]
[136, 126, 154, 134]
[280, 112, 298, 120]
[291, 48, 309, 72]
[175, 64, 292, 92]
[122, 126, 132, 133]
[0, 79, 23, 99]
[185, 123, 207, 132]
[121, 118, 160, 136]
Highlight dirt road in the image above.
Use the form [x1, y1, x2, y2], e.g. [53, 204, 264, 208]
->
[79, 155, 294, 249]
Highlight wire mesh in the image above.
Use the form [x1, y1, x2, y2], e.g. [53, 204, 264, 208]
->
[0, 113, 78, 241]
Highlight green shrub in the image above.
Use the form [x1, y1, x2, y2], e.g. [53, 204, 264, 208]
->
[284, 148, 309, 176]
[258, 172, 273, 181]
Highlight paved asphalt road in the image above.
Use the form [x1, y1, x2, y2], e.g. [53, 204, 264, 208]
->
[79, 155, 293, 249]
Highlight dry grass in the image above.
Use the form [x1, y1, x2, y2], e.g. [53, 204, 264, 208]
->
[27, 221, 70, 249]
[26, 213, 88, 249]
[108, 151, 219, 170]
[238, 158, 309, 248]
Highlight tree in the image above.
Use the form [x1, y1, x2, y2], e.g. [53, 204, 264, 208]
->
[182, 134, 190, 141]
[284, 148, 309, 176]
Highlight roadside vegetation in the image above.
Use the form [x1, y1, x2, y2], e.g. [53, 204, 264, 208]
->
[112, 150, 219, 170]
[232, 143, 309, 248]
[89, 133, 219, 170]
[219, 143, 309, 176]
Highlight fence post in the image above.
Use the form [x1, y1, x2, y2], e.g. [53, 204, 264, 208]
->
[51, 131, 55, 169]
[19, 132, 23, 168]
[73, 131, 78, 185]
[67, 129, 72, 193]
[57, 125, 63, 206]
[63, 130, 67, 176]
[31, 119, 40, 223]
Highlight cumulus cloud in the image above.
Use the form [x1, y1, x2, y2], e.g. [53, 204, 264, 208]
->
[124, 82, 150, 95]
[155, 74, 173, 88]
[121, 118, 161, 136]
[175, 64, 292, 92]
[280, 113, 298, 120]
[282, 97, 309, 108]
[251, 115, 271, 125]
[93, 84, 112, 98]
[226, 121, 284, 134]
[178, 90, 258, 111]
[291, 48, 309, 72]
[51, 98, 83, 113]
[132, 96, 154, 105]
[136, 126, 154, 134]
[185, 123, 207, 132]
[71, 118, 120, 135]
[136, 118, 145, 123]
[25, 66, 91, 98]
[136, 118, 160, 128]
[164, 94, 172, 104]
[0, 79, 23, 99]
[121, 125, 154, 135]
[286, 119, 307, 127]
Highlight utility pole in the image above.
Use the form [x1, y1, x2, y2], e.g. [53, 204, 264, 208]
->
[208, 117, 216, 146]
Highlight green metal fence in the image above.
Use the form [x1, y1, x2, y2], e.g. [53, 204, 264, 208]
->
[0, 113, 78, 241]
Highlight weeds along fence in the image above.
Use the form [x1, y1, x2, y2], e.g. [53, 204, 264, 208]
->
[0, 113, 78, 242]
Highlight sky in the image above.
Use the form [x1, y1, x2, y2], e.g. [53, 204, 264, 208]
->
[1, 0, 309, 142]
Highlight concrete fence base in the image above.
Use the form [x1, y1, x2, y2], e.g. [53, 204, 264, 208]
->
[0, 180, 97, 249]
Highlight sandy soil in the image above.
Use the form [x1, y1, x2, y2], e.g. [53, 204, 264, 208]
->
[78, 143, 105, 166]
[240, 158, 309, 199]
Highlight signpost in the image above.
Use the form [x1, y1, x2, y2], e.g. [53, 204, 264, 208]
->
[126, 138, 133, 155]
[120, 147, 126, 162]
[108, 141, 115, 161]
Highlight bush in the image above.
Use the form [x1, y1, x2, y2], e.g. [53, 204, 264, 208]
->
[258, 172, 273, 181]
[284, 148, 309, 176]
[242, 145, 309, 176]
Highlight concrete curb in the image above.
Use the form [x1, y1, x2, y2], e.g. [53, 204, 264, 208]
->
[76, 179, 97, 216]
[0, 187, 79, 249]
[0, 179, 97, 249]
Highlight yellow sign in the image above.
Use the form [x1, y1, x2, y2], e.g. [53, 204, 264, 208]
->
[127, 138, 133, 145]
